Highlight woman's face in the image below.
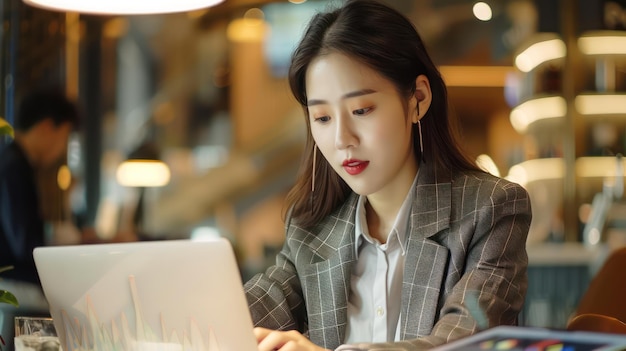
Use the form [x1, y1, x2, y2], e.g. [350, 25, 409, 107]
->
[306, 52, 420, 198]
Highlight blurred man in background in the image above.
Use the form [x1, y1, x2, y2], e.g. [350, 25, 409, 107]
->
[0, 89, 79, 286]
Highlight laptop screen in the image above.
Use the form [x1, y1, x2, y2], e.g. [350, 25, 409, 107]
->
[34, 238, 258, 351]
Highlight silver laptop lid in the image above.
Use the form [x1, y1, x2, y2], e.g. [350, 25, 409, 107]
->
[34, 238, 257, 351]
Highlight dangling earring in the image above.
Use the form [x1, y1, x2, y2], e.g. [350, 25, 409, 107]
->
[418, 120, 424, 156]
[415, 102, 425, 162]
[310, 145, 317, 213]
[311, 145, 317, 193]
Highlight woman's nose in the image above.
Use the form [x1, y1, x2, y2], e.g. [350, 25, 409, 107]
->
[334, 116, 357, 150]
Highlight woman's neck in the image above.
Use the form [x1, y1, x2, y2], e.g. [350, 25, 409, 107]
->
[364, 169, 418, 244]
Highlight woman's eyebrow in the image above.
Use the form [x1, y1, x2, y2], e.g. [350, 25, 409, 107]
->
[307, 88, 377, 107]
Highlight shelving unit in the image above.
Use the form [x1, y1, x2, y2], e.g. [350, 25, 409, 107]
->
[508, 6, 626, 328]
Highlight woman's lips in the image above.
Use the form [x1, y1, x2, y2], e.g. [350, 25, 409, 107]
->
[342, 159, 369, 175]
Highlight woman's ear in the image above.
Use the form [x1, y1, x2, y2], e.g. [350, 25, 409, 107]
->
[412, 74, 432, 124]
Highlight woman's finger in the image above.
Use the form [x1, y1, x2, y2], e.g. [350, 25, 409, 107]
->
[253, 327, 273, 342]
[253, 328, 329, 351]
[256, 328, 291, 351]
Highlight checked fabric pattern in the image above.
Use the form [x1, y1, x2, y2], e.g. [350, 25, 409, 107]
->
[245, 161, 531, 351]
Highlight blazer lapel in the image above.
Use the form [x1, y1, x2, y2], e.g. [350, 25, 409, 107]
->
[400, 163, 452, 339]
[300, 194, 358, 349]
[300, 163, 453, 346]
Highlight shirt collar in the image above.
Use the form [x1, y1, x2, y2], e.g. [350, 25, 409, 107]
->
[353, 171, 419, 257]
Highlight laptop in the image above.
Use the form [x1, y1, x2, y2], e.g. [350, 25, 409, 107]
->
[33, 238, 258, 351]
[430, 325, 626, 351]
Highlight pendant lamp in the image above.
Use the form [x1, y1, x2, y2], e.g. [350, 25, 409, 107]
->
[22, 0, 225, 15]
[116, 142, 171, 187]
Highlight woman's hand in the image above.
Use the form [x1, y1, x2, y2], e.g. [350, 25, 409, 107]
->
[254, 327, 331, 351]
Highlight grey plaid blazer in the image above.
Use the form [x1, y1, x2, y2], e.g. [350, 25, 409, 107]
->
[245, 162, 531, 350]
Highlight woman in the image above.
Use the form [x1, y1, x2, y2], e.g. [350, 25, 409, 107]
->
[245, 1, 531, 350]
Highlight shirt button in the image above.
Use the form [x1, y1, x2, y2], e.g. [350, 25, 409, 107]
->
[376, 306, 384, 317]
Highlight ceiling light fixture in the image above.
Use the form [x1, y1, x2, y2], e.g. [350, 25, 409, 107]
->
[476, 154, 500, 177]
[22, 0, 225, 15]
[515, 35, 566, 73]
[506, 157, 626, 187]
[578, 31, 626, 55]
[473, 2, 492, 21]
[575, 94, 626, 116]
[505, 158, 564, 188]
[117, 160, 171, 187]
[227, 8, 267, 43]
[116, 142, 171, 187]
[576, 156, 626, 179]
[509, 96, 566, 133]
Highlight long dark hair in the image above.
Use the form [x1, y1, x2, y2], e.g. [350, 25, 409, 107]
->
[285, 0, 480, 228]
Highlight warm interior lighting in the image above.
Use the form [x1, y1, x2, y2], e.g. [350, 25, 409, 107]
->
[57, 164, 72, 190]
[575, 94, 626, 115]
[576, 157, 626, 179]
[22, 0, 224, 15]
[116, 160, 171, 187]
[505, 157, 625, 187]
[472, 2, 492, 21]
[227, 8, 268, 43]
[509, 96, 566, 133]
[505, 158, 564, 187]
[476, 154, 500, 177]
[438, 65, 513, 87]
[578, 31, 626, 55]
[103, 18, 129, 39]
[515, 37, 566, 73]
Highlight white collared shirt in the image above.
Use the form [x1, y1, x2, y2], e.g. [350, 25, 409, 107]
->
[344, 173, 418, 343]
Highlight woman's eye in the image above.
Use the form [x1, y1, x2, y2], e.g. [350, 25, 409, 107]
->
[314, 116, 331, 123]
[353, 107, 372, 116]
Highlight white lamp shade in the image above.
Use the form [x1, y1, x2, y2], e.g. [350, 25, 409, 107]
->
[23, 0, 224, 15]
[509, 96, 566, 133]
[578, 31, 626, 55]
[116, 160, 171, 187]
[575, 94, 626, 116]
[515, 39, 566, 73]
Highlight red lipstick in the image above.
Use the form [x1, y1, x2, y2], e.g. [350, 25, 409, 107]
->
[342, 159, 369, 175]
